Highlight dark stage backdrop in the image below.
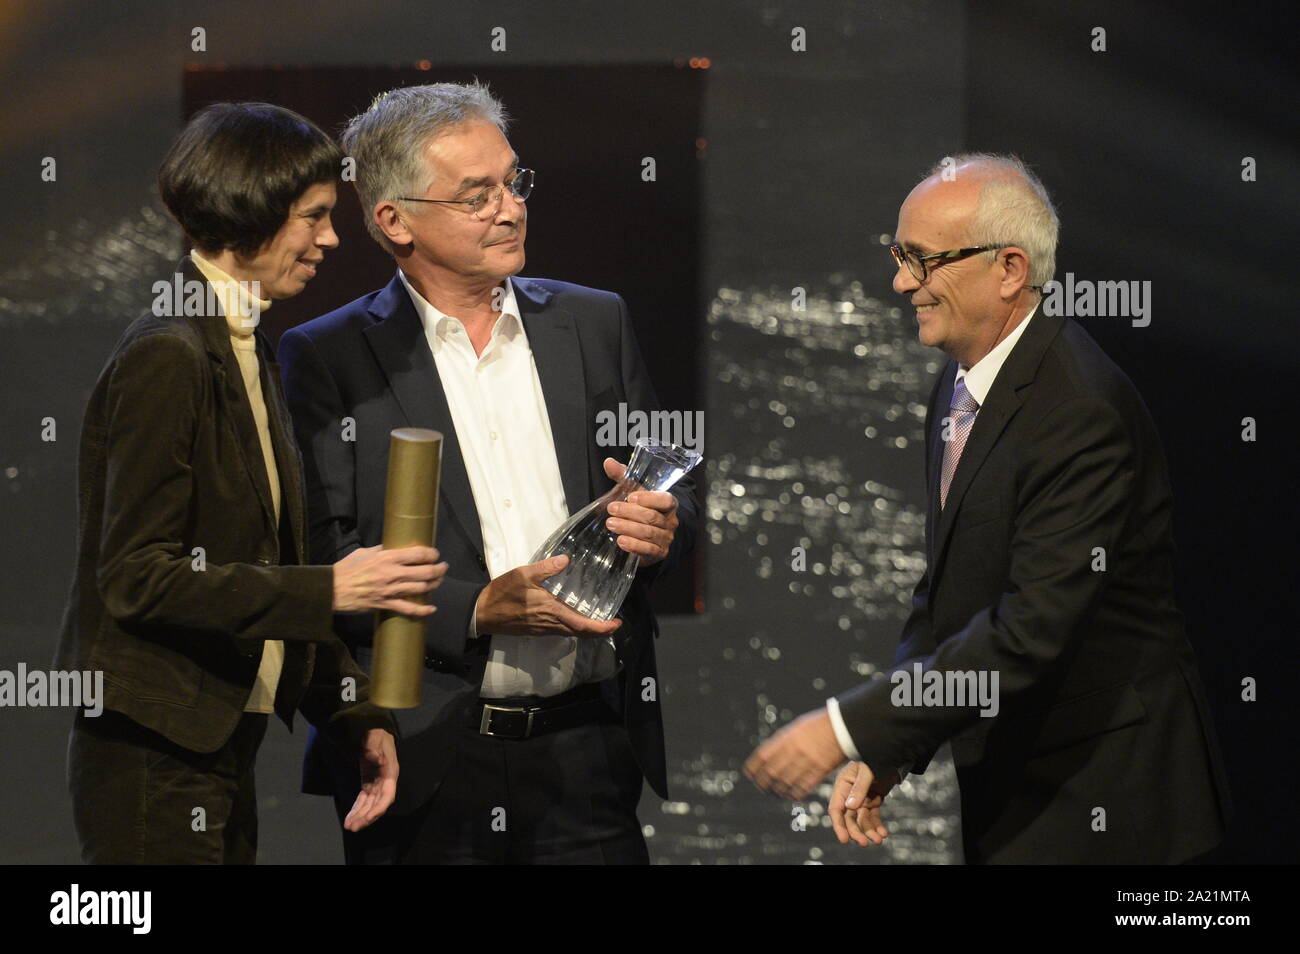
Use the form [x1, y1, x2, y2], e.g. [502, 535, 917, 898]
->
[0, 0, 1293, 866]
[964, 1, 1300, 864]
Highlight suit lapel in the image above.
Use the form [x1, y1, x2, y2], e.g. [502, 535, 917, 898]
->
[929, 310, 1063, 581]
[259, 346, 305, 560]
[362, 273, 484, 556]
[515, 277, 591, 513]
[931, 390, 1019, 572]
[926, 365, 955, 568]
[183, 256, 278, 539]
[259, 340, 316, 718]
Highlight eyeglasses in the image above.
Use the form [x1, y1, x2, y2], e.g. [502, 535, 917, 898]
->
[399, 168, 535, 221]
[889, 243, 1002, 283]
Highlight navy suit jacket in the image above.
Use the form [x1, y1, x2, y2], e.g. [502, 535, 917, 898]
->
[278, 272, 697, 811]
[837, 310, 1231, 863]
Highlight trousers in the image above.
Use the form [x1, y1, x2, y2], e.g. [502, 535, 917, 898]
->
[68, 708, 268, 864]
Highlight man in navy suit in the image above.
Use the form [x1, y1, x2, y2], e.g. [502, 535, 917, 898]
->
[745, 154, 1230, 863]
[279, 82, 697, 864]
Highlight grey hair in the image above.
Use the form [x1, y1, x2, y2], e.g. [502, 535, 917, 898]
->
[926, 153, 1060, 288]
[340, 81, 510, 254]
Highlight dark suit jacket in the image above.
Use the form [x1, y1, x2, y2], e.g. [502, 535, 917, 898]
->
[56, 256, 392, 756]
[837, 309, 1231, 863]
[278, 272, 698, 811]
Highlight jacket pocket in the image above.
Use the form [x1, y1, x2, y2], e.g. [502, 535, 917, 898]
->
[1031, 681, 1148, 757]
[589, 386, 622, 428]
[956, 495, 1004, 530]
[101, 625, 204, 709]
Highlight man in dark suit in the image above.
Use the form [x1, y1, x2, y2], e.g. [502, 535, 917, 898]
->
[279, 82, 697, 864]
[57, 103, 445, 864]
[745, 154, 1230, 863]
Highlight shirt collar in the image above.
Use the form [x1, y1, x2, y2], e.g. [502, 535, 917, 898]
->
[397, 270, 522, 351]
[956, 301, 1039, 407]
[189, 249, 271, 339]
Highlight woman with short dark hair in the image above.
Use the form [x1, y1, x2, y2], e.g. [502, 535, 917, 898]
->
[158, 102, 345, 256]
[57, 102, 445, 864]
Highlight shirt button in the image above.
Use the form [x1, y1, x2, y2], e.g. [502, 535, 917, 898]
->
[489, 431, 498, 440]
[503, 499, 512, 508]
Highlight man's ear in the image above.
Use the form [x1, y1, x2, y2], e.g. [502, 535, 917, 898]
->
[998, 246, 1031, 299]
[374, 200, 413, 248]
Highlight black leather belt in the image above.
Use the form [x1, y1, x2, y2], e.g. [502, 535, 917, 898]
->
[471, 684, 613, 739]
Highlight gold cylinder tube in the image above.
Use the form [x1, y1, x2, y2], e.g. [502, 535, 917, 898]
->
[370, 428, 442, 709]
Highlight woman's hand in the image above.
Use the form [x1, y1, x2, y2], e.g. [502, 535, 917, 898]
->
[332, 545, 446, 616]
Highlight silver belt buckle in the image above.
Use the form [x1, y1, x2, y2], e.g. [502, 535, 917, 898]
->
[479, 704, 535, 738]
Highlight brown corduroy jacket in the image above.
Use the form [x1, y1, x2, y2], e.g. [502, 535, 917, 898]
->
[56, 256, 392, 755]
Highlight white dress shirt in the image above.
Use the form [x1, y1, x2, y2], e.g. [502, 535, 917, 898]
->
[398, 271, 617, 698]
[827, 303, 1040, 765]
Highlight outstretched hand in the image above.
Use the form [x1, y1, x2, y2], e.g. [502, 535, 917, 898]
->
[829, 762, 901, 847]
[343, 728, 398, 832]
[743, 708, 846, 800]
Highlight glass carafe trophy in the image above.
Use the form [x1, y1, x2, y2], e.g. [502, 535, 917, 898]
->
[530, 438, 702, 620]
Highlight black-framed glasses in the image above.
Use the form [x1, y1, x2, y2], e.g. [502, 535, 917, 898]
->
[398, 168, 534, 220]
[889, 243, 1002, 283]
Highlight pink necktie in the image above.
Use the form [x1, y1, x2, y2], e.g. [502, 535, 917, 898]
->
[939, 376, 980, 509]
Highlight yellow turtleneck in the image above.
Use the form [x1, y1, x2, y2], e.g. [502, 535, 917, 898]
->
[191, 250, 284, 716]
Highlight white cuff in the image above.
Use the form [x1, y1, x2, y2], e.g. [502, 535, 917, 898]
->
[825, 697, 862, 762]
